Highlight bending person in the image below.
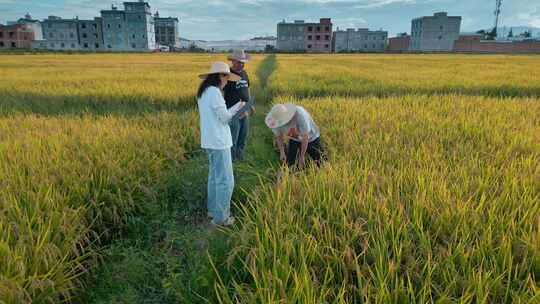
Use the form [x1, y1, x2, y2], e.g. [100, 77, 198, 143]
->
[265, 104, 326, 169]
[197, 62, 245, 226]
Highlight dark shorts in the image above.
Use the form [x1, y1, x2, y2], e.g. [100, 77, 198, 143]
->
[287, 137, 326, 168]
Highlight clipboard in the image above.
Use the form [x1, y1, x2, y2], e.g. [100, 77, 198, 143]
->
[231, 98, 255, 121]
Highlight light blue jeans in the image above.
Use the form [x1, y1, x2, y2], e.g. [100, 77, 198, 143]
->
[230, 116, 249, 161]
[206, 148, 235, 224]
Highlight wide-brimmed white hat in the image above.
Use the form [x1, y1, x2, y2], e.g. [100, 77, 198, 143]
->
[198, 62, 241, 81]
[265, 104, 297, 129]
[228, 49, 251, 63]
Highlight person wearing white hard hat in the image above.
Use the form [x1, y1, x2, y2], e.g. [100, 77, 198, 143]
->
[265, 104, 326, 169]
[224, 49, 253, 162]
[197, 62, 246, 227]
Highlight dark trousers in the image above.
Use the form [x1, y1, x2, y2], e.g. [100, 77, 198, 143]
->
[287, 137, 326, 168]
[230, 117, 249, 161]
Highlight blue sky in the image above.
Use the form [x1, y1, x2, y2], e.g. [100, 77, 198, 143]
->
[1, 0, 539, 40]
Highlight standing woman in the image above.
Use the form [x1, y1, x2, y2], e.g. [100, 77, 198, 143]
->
[197, 62, 245, 226]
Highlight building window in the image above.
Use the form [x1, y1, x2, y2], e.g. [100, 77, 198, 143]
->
[70, 33, 74, 38]
[95, 43, 100, 48]
[61, 43, 65, 48]
[118, 24, 122, 29]
[325, 44, 329, 48]
[0, 41, 4, 47]
[316, 26, 321, 31]
[48, 23, 52, 28]
[82, 23, 87, 29]
[307, 44, 312, 49]
[132, 34, 136, 39]
[93, 24, 97, 29]
[107, 24, 111, 28]
[142, 34, 145, 39]
[0, 32, 3, 38]
[51, 43, 55, 48]
[84, 43, 89, 48]
[325, 35, 330, 41]
[373, 44, 376, 48]
[94, 33, 98, 38]
[132, 43, 136, 48]
[440, 25, 443, 30]
[364, 44, 368, 48]
[71, 43, 75, 48]
[325, 26, 330, 31]
[82, 33, 87, 38]
[308, 26, 313, 32]
[438, 36, 442, 40]
[9, 32, 14, 38]
[11, 42, 16, 48]
[107, 44, 112, 48]
[308, 35, 312, 40]
[316, 35, 321, 40]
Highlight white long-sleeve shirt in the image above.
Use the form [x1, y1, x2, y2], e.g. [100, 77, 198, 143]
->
[197, 86, 242, 150]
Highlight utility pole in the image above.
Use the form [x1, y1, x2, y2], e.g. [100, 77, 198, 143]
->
[491, 0, 503, 39]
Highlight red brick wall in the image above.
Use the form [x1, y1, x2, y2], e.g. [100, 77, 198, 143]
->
[388, 36, 410, 51]
[458, 35, 482, 42]
[454, 39, 540, 53]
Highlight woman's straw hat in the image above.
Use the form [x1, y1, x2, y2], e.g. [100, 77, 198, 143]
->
[228, 49, 251, 63]
[199, 62, 241, 81]
[265, 104, 297, 129]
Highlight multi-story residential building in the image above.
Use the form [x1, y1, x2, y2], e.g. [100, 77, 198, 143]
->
[410, 12, 461, 52]
[101, 1, 156, 52]
[334, 28, 388, 52]
[305, 18, 333, 53]
[78, 17, 104, 51]
[0, 23, 35, 49]
[277, 18, 333, 53]
[101, 6, 125, 51]
[154, 12, 180, 48]
[41, 16, 80, 51]
[8, 14, 43, 40]
[276, 20, 306, 52]
[124, 1, 156, 50]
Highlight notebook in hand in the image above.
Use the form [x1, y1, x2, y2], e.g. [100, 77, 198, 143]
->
[232, 98, 255, 120]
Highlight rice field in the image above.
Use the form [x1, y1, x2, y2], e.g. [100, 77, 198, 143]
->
[218, 55, 540, 303]
[1, 53, 539, 303]
[0, 54, 262, 303]
[221, 95, 540, 303]
[267, 54, 540, 98]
